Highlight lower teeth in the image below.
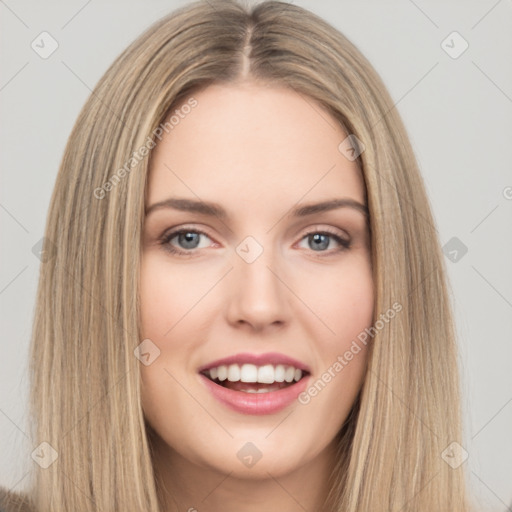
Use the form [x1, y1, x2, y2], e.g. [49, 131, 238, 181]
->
[214, 378, 291, 393]
[242, 387, 281, 394]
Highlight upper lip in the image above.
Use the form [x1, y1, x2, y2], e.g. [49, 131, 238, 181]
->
[198, 352, 311, 373]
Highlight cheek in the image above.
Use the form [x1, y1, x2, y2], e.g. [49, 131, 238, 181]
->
[301, 254, 374, 341]
[302, 255, 374, 395]
[139, 255, 214, 339]
[297, 265, 373, 432]
[334, 264, 374, 339]
[138, 255, 217, 430]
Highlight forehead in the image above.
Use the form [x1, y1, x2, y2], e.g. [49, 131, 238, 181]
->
[147, 82, 366, 213]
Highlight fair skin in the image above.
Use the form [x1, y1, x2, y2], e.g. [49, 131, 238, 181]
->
[139, 81, 374, 512]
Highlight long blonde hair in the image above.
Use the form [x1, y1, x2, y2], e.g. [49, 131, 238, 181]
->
[6, 0, 471, 510]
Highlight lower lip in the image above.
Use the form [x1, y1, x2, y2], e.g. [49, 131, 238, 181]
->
[199, 374, 309, 415]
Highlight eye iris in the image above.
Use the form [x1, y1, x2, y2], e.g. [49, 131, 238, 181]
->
[309, 233, 329, 251]
[178, 232, 200, 249]
[171, 231, 338, 252]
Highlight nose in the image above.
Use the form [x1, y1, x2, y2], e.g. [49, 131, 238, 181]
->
[224, 243, 291, 332]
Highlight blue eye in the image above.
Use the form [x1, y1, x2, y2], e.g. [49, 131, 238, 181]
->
[161, 229, 213, 255]
[298, 231, 350, 253]
[173, 231, 201, 249]
[160, 228, 350, 257]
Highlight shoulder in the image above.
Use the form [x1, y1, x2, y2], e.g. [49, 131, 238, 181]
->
[0, 487, 34, 512]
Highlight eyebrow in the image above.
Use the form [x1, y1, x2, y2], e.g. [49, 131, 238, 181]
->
[145, 197, 369, 219]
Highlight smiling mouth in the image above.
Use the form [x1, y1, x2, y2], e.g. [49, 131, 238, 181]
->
[200, 363, 309, 394]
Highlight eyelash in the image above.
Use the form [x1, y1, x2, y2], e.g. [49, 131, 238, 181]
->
[159, 226, 351, 258]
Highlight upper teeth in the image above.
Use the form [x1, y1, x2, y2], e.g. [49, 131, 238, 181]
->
[207, 364, 303, 384]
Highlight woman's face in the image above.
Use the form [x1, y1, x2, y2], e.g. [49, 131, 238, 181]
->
[140, 82, 374, 479]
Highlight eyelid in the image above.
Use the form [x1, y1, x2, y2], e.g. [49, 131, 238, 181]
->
[162, 224, 213, 237]
[295, 224, 349, 242]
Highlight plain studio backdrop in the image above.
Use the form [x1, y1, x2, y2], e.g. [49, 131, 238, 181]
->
[1, 0, 511, 510]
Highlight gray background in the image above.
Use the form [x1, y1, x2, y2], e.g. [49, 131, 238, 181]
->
[1, 0, 511, 510]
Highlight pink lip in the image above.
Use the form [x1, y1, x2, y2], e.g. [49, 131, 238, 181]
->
[198, 352, 311, 373]
[199, 373, 310, 415]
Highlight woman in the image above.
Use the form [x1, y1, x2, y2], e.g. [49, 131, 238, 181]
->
[0, 0, 473, 510]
